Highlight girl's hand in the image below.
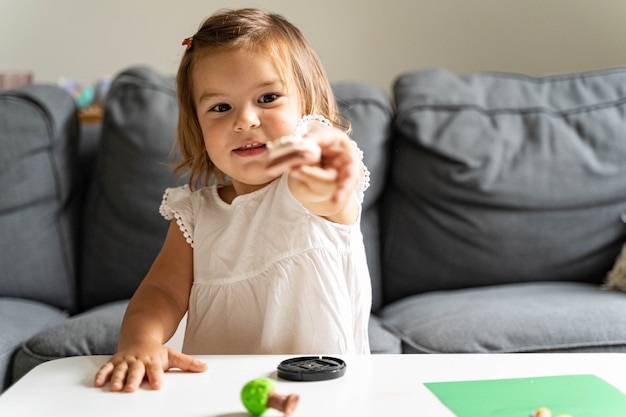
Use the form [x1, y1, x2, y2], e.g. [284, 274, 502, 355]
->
[94, 343, 207, 392]
[286, 127, 361, 224]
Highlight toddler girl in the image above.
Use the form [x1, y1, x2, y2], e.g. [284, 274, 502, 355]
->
[94, 7, 371, 392]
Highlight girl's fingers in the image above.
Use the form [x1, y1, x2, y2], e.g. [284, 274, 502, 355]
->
[94, 362, 114, 387]
[144, 361, 165, 390]
[123, 360, 147, 392]
[109, 361, 130, 392]
[293, 164, 338, 182]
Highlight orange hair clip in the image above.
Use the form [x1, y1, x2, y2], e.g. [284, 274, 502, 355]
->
[182, 37, 193, 50]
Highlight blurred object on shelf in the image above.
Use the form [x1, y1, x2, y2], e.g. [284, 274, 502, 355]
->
[94, 76, 111, 105]
[58, 75, 111, 110]
[0, 72, 33, 89]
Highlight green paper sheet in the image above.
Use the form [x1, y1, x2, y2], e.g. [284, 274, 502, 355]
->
[425, 374, 626, 417]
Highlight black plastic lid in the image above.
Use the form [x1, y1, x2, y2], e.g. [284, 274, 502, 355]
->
[277, 356, 346, 381]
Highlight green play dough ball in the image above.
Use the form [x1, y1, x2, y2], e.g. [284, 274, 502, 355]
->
[241, 378, 276, 416]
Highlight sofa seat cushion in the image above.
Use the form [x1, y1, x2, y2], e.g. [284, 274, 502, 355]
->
[0, 298, 68, 391]
[11, 300, 128, 384]
[383, 68, 626, 304]
[380, 282, 626, 353]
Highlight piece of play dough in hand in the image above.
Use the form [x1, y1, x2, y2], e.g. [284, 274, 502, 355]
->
[266, 135, 321, 172]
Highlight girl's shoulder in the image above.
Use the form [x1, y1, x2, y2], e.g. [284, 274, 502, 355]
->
[159, 185, 216, 219]
[158, 185, 217, 248]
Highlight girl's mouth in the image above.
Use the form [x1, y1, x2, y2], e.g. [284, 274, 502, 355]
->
[233, 142, 267, 156]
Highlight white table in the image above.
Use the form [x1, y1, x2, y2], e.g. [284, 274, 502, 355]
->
[0, 353, 625, 416]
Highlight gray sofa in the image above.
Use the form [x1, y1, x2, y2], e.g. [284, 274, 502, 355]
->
[3, 65, 626, 392]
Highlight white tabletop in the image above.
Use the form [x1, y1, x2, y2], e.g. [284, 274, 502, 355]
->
[0, 353, 625, 416]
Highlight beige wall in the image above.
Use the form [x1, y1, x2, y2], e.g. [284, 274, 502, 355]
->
[2, 0, 626, 91]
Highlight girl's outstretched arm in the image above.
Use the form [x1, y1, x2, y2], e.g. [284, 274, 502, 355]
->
[94, 220, 207, 392]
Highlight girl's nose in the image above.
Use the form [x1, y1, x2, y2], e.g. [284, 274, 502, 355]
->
[234, 107, 260, 132]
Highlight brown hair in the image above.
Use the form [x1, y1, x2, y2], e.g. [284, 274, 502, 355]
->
[175, 8, 346, 188]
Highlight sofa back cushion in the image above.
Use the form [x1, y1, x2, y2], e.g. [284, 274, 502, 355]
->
[80, 66, 180, 309]
[333, 83, 393, 312]
[0, 85, 79, 310]
[78, 65, 394, 312]
[382, 68, 626, 305]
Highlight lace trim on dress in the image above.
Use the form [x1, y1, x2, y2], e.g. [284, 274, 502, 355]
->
[352, 140, 371, 205]
[159, 186, 194, 248]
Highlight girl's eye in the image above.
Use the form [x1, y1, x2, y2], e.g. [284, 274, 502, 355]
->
[259, 94, 278, 104]
[211, 103, 231, 112]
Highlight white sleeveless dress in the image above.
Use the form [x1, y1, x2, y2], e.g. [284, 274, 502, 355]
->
[159, 173, 372, 354]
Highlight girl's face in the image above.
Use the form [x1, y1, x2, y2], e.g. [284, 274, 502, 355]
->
[192, 48, 302, 195]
